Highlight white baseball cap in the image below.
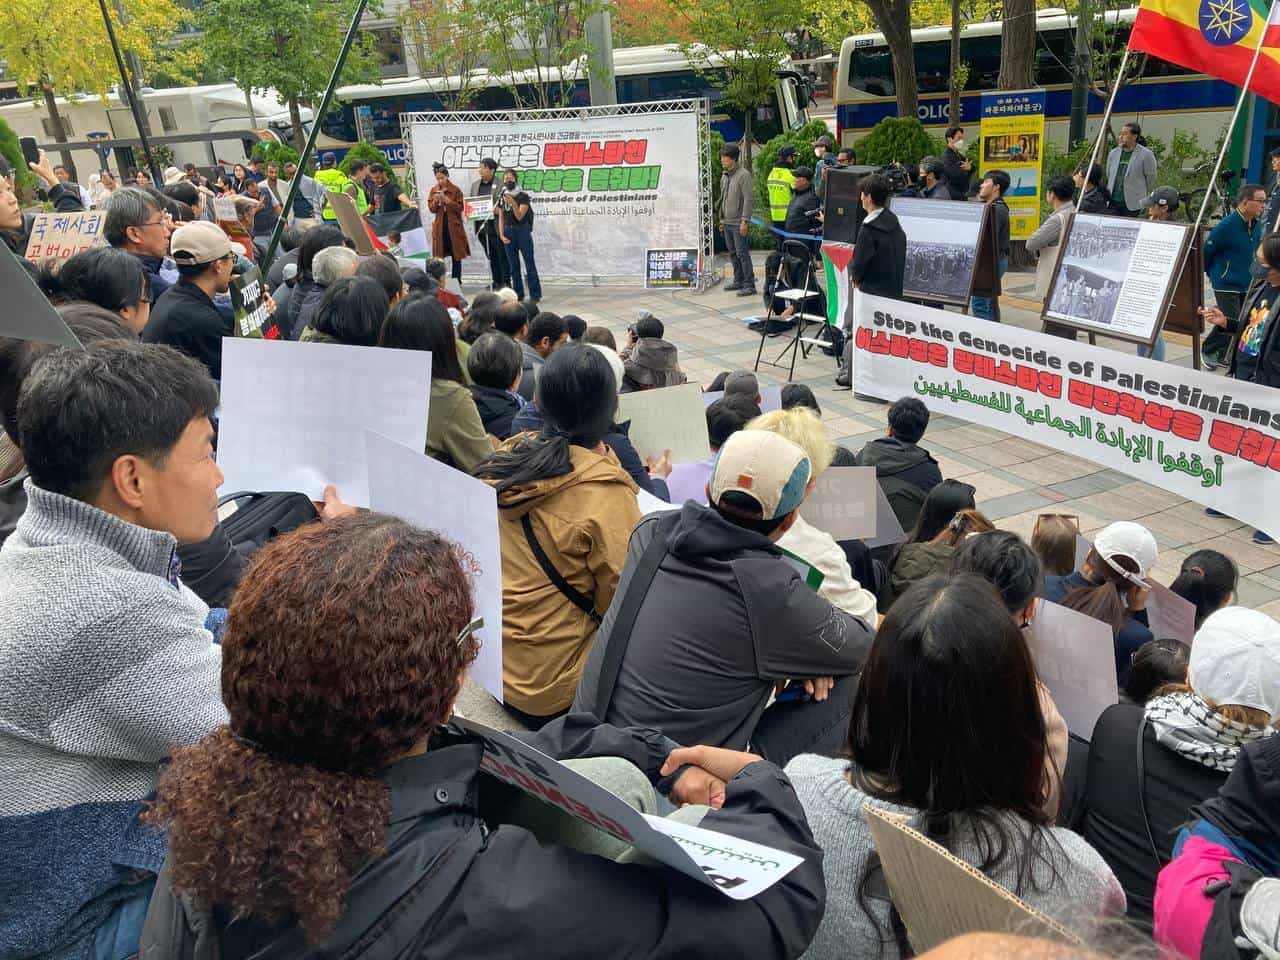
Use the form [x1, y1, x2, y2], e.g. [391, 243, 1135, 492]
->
[1190, 606, 1280, 718]
[1093, 521, 1158, 584]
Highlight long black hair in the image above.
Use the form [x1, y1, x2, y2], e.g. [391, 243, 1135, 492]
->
[1170, 549, 1237, 629]
[473, 344, 616, 493]
[39, 247, 150, 314]
[311, 276, 388, 347]
[889, 479, 979, 568]
[378, 295, 465, 385]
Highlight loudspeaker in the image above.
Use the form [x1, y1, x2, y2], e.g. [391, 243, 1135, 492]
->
[823, 168, 862, 245]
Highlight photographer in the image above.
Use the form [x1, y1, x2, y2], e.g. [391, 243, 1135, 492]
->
[499, 169, 542, 302]
[783, 166, 823, 255]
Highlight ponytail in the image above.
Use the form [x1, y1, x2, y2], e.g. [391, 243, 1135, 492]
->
[1059, 548, 1140, 638]
[1170, 549, 1238, 629]
[473, 429, 575, 495]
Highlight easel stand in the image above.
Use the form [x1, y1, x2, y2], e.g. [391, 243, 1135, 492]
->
[753, 230, 838, 381]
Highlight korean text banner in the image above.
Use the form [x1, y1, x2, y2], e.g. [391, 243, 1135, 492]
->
[852, 291, 1280, 540]
[409, 108, 700, 281]
[979, 90, 1045, 241]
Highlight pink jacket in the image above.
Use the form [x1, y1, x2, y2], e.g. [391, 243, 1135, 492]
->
[1153, 835, 1239, 958]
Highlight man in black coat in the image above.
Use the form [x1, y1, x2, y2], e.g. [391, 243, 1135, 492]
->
[940, 126, 974, 200]
[783, 166, 822, 238]
[837, 173, 906, 389]
[143, 221, 236, 381]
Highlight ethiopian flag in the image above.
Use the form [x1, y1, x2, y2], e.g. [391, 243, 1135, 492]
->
[822, 242, 854, 328]
[1129, 0, 1280, 100]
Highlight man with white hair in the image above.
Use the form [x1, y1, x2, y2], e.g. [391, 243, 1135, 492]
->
[293, 246, 359, 336]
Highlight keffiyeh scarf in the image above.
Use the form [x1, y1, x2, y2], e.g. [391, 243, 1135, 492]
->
[1145, 692, 1270, 773]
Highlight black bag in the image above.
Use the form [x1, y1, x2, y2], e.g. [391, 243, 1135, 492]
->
[219, 491, 319, 552]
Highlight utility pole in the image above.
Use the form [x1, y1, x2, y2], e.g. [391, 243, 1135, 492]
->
[111, 0, 158, 147]
[97, 0, 163, 186]
[1068, 0, 1092, 146]
[585, 7, 617, 105]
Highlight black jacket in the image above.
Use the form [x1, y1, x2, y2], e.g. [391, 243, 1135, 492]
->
[133, 252, 173, 302]
[853, 437, 942, 532]
[849, 208, 906, 300]
[940, 147, 972, 200]
[470, 384, 521, 440]
[46, 182, 85, 213]
[783, 185, 822, 235]
[1228, 280, 1280, 388]
[990, 198, 1011, 259]
[140, 715, 827, 960]
[573, 504, 873, 751]
[923, 179, 951, 200]
[143, 280, 233, 381]
[1069, 702, 1229, 929]
[1077, 187, 1110, 215]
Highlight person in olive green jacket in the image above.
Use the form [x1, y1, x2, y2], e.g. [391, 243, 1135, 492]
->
[378, 296, 493, 473]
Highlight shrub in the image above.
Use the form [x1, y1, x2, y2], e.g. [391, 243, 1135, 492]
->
[0, 116, 39, 198]
[250, 141, 302, 171]
[855, 117, 943, 168]
[339, 141, 395, 182]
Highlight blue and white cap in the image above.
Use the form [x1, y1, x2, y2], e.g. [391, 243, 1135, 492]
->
[708, 429, 811, 521]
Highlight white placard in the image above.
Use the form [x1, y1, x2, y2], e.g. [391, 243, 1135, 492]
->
[1146, 580, 1198, 648]
[216, 339, 431, 506]
[863, 483, 908, 549]
[365, 431, 504, 700]
[2, 246, 82, 347]
[455, 717, 804, 899]
[617, 382, 712, 465]
[213, 197, 238, 221]
[1025, 600, 1119, 740]
[637, 488, 681, 516]
[799, 466, 878, 541]
[702, 386, 783, 413]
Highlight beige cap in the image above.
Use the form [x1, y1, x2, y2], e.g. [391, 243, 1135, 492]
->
[170, 221, 234, 266]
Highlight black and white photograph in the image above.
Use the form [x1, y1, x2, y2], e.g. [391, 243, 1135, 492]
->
[890, 196, 986, 304]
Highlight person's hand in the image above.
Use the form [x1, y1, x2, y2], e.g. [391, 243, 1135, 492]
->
[645, 448, 672, 479]
[668, 765, 726, 809]
[802, 677, 835, 701]
[661, 745, 763, 784]
[960, 159, 973, 171]
[1133, 580, 1153, 611]
[319, 484, 358, 520]
[1199, 306, 1228, 328]
[263, 292, 277, 316]
[500, 233, 510, 244]
[28, 150, 59, 188]
[739, 220, 749, 238]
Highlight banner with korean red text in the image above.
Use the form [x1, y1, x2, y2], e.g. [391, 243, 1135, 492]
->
[853, 291, 1280, 540]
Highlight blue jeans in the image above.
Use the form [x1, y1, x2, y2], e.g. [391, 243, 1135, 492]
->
[505, 223, 541, 300]
[970, 257, 1008, 321]
[1138, 337, 1167, 362]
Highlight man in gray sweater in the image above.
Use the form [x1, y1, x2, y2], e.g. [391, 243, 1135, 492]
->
[719, 144, 756, 297]
[0, 340, 227, 960]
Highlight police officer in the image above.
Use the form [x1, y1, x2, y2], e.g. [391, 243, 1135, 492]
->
[767, 145, 798, 247]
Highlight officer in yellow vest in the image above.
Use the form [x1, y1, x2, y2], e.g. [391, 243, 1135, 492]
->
[767, 145, 798, 249]
[314, 152, 368, 221]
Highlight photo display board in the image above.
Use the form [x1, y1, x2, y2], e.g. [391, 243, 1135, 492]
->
[1042, 212, 1192, 346]
[890, 196, 992, 307]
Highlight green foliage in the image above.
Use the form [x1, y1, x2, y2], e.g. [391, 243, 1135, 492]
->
[707, 128, 726, 220]
[338, 141, 396, 181]
[0, 116, 38, 197]
[854, 117, 943, 167]
[484, 0, 606, 108]
[249, 141, 302, 169]
[143, 143, 176, 171]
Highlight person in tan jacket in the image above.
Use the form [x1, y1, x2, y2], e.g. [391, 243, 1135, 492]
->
[476, 344, 641, 726]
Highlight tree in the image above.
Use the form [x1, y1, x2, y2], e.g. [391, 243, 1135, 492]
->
[399, 0, 489, 108]
[483, 0, 606, 109]
[671, 0, 791, 169]
[615, 0, 692, 46]
[198, 0, 385, 148]
[997, 0, 1035, 90]
[0, 0, 190, 178]
[948, 0, 963, 126]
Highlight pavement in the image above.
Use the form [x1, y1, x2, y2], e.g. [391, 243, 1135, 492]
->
[452, 252, 1280, 731]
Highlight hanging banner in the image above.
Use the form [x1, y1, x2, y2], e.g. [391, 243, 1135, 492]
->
[979, 90, 1045, 241]
[409, 105, 701, 282]
[852, 291, 1280, 540]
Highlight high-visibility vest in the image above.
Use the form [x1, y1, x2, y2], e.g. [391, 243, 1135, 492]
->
[767, 166, 796, 223]
[314, 167, 368, 219]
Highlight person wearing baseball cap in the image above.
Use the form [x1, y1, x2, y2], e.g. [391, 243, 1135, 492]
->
[1079, 605, 1280, 925]
[573, 429, 873, 766]
[812, 133, 836, 194]
[784, 166, 822, 245]
[1042, 520, 1158, 686]
[1141, 185, 1181, 221]
[767, 145, 799, 243]
[143, 220, 238, 381]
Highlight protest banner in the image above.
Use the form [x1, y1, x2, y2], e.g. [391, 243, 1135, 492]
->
[453, 717, 804, 899]
[617, 383, 712, 464]
[327, 191, 377, 255]
[890, 197, 998, 307]
[645, 248, 699, 288]
[799, 466, 878, 541]
[1025, 600, 1119, 739]
[216, 339, 431, 506]
[852, 291, 1280, 540]
[366, 432, 504, 700]
[978, 90, 1046, 241]
[702, 386, 783, 413]
[213, 197, 238, 222]
[1, 245, 82, 348]
[229, 266, 278, 339]
[23, 210, 104, 263]
[408, 103, 703, 283]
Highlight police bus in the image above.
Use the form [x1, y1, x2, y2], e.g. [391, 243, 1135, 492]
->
[834, 8, 1235, 151]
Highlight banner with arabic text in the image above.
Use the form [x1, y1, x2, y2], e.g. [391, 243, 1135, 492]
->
[853, 292, 1280, 539]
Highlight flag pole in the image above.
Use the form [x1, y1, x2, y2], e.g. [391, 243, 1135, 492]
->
[1190, 2, 1274, 236]
[1083, 47, 1131, 195]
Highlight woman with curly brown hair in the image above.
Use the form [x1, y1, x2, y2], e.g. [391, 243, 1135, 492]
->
[141, 513, 828, 958]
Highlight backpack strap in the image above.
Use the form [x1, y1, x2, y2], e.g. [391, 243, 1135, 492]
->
[1136, 715, 1164, 871]
[521, 513, 601, 625]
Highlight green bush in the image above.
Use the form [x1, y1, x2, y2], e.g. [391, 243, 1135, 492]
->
[707, 127, 725, 224]
[855, 117, 943, 168]
[339, 141, 396, 182]
[0, 116, 39, 199]
[250, 141, 303, 171]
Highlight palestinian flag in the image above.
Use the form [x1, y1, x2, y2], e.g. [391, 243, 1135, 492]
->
[366, 208, 429, 257]
[822, 242, 855, 328]
[1129, 0, 1280, 101]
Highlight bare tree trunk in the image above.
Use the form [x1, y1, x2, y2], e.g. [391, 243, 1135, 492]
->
[866, 0, 918, 119]
[288, 96, 306, 154]
[948, 0, 962, 126]
[40, 81, 76, 180]
[743, 106, 755, 172]
[998, 0, 1035, 90]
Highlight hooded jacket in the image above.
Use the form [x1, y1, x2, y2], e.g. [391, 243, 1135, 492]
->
[853, 437, 942, 532]
[138, 715, 827, 960]
[884, 541, 955, 612]
[426, 378, 491, 472]
[848, 208, 906, 300]
[470, 384, 522, 440]
[487, 442, 640, 716]
[573, 504, 873, 751]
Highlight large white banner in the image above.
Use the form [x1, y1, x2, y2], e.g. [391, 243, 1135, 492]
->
[409, 107, 701, 281]
[853, 292, 1280, 540]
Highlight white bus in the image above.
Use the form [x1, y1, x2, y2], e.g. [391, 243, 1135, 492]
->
[834, 8, 1235, 150]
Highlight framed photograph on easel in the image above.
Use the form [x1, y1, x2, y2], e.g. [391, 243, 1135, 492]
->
[890, 196, 995, 308]
[1040, 212, 1193, 349]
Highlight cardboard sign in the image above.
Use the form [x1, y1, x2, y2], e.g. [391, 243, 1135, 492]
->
[23, 210, 104, 263]
[230, 266, 277, 339]
[1, 245, 82, 347]
[617, 383, 712, 465]
[216, 339, 431, 506]
[1025, 600, 1119, 740]
[645, 248, 698, 288]
[799, 466, 878, 541]
[327, 190, 376, 255]
[365, 432, 504, 700]
[453, 717, 804, 899]
[213, 197, 238, 221]
[863, 484, 908, 550]
[1146, 580, 1198, 648]
[702, 386, 783, 413]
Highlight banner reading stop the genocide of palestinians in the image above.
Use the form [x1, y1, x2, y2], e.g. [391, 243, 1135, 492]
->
[409, 107, 701, 282]
[852, 292, 1280, 539]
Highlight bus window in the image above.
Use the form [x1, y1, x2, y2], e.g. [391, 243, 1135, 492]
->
[960, 33, 1001, 90]
[850, 46, 894, 96]
[778, 79, 803, 130]
[1034, 28, 1075, 86]
[915, 41, 950, 93]
[617, 76, 648, 102]
[648, 69, 721, 101]
[371, 99, 404, 140]
[321, 103, 358, 143]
